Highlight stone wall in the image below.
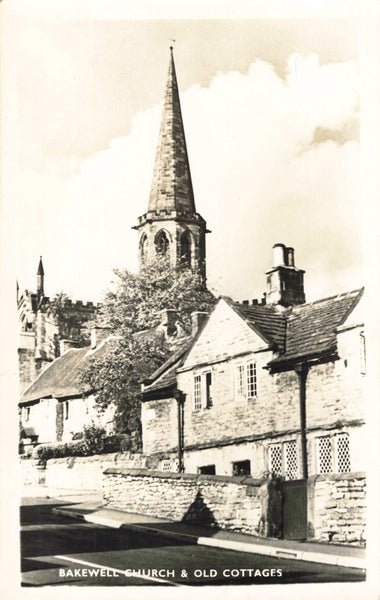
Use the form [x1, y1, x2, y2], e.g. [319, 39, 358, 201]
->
[20, 452, 161, 492]
[308, 472, 366, 546]
[103, 468, 266, 535]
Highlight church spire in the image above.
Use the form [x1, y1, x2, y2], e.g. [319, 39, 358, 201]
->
[134, 47, 208, 281]
[148, 46, 196, 215]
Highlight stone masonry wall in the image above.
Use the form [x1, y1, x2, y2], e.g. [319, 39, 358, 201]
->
[103, 468, 264, 535]
[308, 472, 366, 546]
[20, 452, 161, 492]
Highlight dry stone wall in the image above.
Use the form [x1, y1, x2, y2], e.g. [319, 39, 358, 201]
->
[103, 468, 264, 535]
[308, 472, 366, 546]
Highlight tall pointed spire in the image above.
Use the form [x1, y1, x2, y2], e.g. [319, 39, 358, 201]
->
[148, 47, 196, 215]
[134, 47, 208, 281]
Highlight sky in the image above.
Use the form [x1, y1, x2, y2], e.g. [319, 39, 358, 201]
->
[2, 8, 365, 304]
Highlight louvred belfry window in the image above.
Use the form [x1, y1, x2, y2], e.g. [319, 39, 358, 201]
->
[155, 231, 169, 255]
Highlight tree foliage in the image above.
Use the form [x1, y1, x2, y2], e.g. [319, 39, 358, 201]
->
[79, 258, 216, 442]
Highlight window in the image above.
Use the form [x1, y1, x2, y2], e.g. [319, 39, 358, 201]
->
[316, 433, 351, 474]
[232, 460, 251, 476]
[360, 332, 366, 375]
[268, 444, 283, 477]
[235, 361, 258, 400]
[193, 375, 202, 411]
[161, 459, 172, 472]
[64, 401, 69, 420]
[268, 440, 299, 480]
[247, 362, 257, 399]
[205, 372, 213, 408]
[317, 436, 333, 474]
[24, 407, 30, 422]
[155, 230, 169, 255]
[236, 364, 245, 397]
[193, 371, 213, 410]
[284, 440, 299, 480]
[198, 465, 216, 475]
[180, 231, 192, 266]
[140, 234, 148, 261]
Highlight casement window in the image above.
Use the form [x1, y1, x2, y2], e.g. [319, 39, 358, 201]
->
[24, 406, 30, 422]
[193, 371, 213, 410]
[64, 401, 69, 420]
[193, 375, 202, 411]
[235, 361, 258, 400]
[316, 433, 351, 474]
[360, 332, 366, 375]
[268, 440, 299, 480]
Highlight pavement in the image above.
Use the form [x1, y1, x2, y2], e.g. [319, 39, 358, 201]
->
[26, 485, 366, 572]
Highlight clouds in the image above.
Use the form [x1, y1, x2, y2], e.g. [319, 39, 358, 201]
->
[16, 52, 360, 303]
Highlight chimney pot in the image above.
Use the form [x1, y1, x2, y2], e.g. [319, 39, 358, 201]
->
[273, 243, 286, 267]
[286, 247, 295, 267]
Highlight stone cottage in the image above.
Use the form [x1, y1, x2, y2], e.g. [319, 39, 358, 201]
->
[141, 243, 366, 482]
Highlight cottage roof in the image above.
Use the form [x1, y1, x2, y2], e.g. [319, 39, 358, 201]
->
[142, 336, 193, 396]
[268, 288, 363, 368]
[19, 340, 114, 404]
[142, 288, 364, 396]
[228, 299, 287, 351]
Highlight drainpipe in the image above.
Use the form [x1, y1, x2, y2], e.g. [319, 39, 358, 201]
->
[294, 363, 309, 479]
[174, 390, 185, 473]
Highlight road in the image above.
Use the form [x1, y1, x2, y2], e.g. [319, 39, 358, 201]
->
[20, 497, 365, 587]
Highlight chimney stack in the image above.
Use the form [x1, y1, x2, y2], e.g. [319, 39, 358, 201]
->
[59, 339, 78, 355]
[160, 309, 178, 337]
[266, 243, 305, 307]
[91, 326, 112, 349]
[191, 311, 209, 337]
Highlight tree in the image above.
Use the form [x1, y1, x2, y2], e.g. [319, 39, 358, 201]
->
[79, 258, 216, 445]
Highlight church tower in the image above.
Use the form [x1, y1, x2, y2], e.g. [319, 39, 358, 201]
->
[134, 47, 208, 280]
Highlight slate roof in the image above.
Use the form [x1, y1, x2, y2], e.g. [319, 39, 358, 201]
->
[268, 288, 363, 368]
[20, 340, 116, 404]
[142, 336, 193, 396]
[142, 288, 364, 394]
[229, 299, 287, 351]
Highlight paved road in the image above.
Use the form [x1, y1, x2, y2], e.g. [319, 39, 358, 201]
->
[20, 497, 365, 587]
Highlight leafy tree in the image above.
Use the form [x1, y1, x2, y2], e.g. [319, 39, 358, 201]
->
[79, 257, 216, 444]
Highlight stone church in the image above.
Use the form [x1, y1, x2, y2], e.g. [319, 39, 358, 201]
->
[17, 257, 98, 394]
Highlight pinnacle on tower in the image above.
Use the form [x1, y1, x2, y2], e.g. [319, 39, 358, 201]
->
[37, 256, 44, 295]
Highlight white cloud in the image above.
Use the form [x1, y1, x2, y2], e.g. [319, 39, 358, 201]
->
[27, 53, 360, 302]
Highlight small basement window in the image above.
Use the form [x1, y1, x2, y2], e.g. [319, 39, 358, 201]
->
[232, 460, 251, 476]
[198, 465, 216, 475]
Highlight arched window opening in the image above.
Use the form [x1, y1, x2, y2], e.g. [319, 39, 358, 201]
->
[140, 235, 148, 261]
[180, 231, 192, 266]
[155, 231, 169, 256]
